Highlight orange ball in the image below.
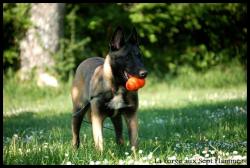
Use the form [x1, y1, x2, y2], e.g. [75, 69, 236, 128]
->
[126, 76, 145, 91]
[137, 78, 145, 88]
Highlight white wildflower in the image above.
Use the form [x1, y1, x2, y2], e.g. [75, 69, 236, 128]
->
[83, 134, 87, 142]
[147, 152, 153, 160]
[95, 161, 100, 165]
[118, 160, 125, 165]
[233, 151, 238, 155]
[139, 150, 143, 154]
[168, 156, 176, 160]
[175, 143, 181, 148]
[66, 161, 73, 165]
[103, 159, 109, 165]
[218, 150, 223, 155]
[43, 142, 48, 148]
[127, 156, 132, 160]
[210, 150, 215, 155]
[193, 154, 203, 161]
[232, 155, 243, 160]
[202, 150, 207, 154]
[25, 135, 33, 142]
[175, 133, 181, 137]
[128, 159, 134, 165]
[13, 134, 18, 139]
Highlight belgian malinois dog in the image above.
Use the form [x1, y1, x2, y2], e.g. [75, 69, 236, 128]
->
[71, 26, 147, 151]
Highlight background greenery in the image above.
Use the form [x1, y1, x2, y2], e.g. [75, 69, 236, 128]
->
[3, 3, 31, 72]
[3, 3, 247, 82]
[3, 3, 247, 165]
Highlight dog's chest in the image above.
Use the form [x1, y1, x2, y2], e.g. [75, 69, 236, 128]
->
[107, 92, 130, 110]
[100, 87, 138, 117]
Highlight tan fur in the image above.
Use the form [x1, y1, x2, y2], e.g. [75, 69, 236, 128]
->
[71, 78, 84, 110]
[71, 86, 79, 103]
[90, 99, 106, 151]
[91, 65, 103, 89]
[103, 55, 113, 88]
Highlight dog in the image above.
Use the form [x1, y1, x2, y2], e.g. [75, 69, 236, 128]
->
[71, 26, 147, 151]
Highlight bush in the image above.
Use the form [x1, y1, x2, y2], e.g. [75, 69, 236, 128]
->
[3, 3, 247, 81]
[128, 3, 247, 75]
[3, 3, 31, 71]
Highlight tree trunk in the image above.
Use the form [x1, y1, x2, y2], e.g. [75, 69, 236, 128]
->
[19, 3, 65, 87]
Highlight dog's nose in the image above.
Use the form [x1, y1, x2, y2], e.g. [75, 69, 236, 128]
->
[139, 70, 148, 78]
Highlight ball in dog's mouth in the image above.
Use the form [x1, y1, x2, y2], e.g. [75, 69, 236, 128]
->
[125, 74, 145, 91]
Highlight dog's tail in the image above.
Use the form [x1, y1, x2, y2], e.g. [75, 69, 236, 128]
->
[72, 102, 90, 118]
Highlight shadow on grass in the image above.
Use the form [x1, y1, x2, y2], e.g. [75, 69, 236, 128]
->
[3, 99, 246, 147]
[3, 111, 73, 139]
[138, 99, 246, 136]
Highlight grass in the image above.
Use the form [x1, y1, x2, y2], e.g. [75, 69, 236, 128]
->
[3, 65, 247, 165]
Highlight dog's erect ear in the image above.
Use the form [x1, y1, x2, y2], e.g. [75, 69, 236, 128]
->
[110, 26, 125, 51]
[128, 27, 138, 45]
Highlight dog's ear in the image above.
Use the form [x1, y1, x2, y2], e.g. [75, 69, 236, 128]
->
[128, 27, 138, 45]
[110, 26, 125, 51]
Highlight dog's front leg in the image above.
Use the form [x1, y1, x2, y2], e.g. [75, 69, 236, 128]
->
[124, 112, 138, 148]
[91, 100, 105, 152]
[111, 114, 124, 145]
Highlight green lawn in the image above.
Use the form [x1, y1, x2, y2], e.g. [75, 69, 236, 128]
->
[3, 76, 247, 165]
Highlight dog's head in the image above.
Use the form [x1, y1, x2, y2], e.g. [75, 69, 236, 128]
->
[108, 26, 148, 85]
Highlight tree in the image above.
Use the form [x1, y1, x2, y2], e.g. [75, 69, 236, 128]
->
[19, 3, 65, 87]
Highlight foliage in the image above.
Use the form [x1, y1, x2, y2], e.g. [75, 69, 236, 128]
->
[3, 3, 31, 71]
[3, 3, 247, 81]
[53, 4, 132, 80]
[53, 6, 91, 80]
[127, 3, 247, 76]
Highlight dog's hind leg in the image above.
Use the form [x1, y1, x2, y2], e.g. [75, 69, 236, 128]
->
[72, 105, 86, 149]
[71, 78, 88, 149]
[91, 100, 105, 152]
[111, 114, 124, 145]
